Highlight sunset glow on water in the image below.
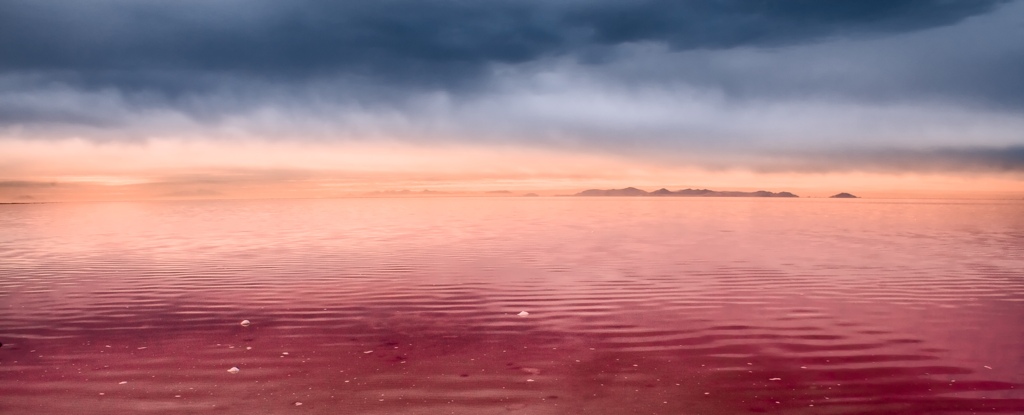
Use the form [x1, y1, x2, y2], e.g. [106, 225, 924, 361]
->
[1, 198, 1022, 414]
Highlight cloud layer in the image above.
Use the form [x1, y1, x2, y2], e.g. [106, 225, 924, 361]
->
[1, 0, 1023, 177]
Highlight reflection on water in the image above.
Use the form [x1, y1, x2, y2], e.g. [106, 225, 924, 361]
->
[1, 198, 1023, 414]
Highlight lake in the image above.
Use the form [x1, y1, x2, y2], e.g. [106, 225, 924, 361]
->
[1, 197, 1022, 414]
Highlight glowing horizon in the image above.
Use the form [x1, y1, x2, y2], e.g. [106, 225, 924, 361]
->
[1, 137, 1020, 202]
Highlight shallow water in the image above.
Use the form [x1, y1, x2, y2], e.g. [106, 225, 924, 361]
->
[1, 197, 1023, 414]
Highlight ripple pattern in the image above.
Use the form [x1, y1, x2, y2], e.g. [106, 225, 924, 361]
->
[1, 198, 1023, 414]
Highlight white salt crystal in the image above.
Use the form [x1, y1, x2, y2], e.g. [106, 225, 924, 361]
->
[227, 367, 240, 374]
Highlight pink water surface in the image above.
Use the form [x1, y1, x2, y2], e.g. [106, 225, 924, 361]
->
[1, 197, 1023, 414]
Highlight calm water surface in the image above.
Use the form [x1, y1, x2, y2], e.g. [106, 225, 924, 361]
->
[1, 197, 1023, 414]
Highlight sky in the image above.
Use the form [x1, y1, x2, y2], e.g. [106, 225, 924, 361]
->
[1, 0, 1023, 201]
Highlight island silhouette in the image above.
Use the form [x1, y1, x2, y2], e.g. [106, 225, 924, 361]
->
[575, 187, 799, 197]
[829, 192, 859, 198]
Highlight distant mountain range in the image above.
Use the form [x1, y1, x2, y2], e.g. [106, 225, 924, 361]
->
[575, 187, 799, 198]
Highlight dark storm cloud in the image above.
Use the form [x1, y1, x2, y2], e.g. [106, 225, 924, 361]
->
[565, 0, 1010, 49]
[0, 0, 1010, 90]
[1, 0, 1023, 176]
[0, 0, 559, 89]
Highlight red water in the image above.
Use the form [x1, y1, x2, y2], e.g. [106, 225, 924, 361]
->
[1, 198, 1023, 414]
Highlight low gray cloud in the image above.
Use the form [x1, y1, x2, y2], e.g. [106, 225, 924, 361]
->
[0, 181, 58, 188]
[745, 146, 1024, 173]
